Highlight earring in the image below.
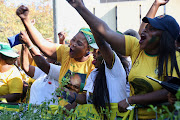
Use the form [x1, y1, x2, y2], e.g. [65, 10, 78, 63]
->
[86, 52, 90, 56]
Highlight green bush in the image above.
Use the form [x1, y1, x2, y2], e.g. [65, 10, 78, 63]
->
[148, 89, 180, 120]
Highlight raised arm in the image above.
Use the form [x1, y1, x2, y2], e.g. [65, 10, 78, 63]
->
[16, 5, 58, 60]
[138, 0, 169, 35]
[91, 29, 114, 68]
[21, 43, 35, 78]
[67, 0, 126, 55]
[20, 31, 50, 75]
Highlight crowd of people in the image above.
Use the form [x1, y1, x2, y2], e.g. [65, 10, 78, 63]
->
[0, 0, 180, 119]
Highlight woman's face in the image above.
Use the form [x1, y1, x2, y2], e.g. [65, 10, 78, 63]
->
[139, 24, 163, 51]
[69, 32, 89, 59]
[6, 58, 17, 65]
[92, 49, 103, 68]
[0, 54, 17, 65]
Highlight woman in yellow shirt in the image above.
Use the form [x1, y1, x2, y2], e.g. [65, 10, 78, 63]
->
[0, 42, 23, 103]
[16, 6, 95, 110]
[67, 0, 180, 119]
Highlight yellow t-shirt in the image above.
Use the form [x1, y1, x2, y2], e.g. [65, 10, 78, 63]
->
[56, 45, 94, 105]
[0, 65, 23, 103]
[125, 35, 180, 119]
[30, 60, 37, 67]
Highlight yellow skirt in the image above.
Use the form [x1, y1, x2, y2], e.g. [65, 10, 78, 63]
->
[72, 103, 134, 120]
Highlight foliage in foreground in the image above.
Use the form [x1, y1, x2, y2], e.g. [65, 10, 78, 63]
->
[0, 74, 110, 120]
[148, 89, 180, 120]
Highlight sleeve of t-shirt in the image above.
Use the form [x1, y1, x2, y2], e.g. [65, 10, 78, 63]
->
[104, 51, 126, 78]
[48, 63, 61, 81]
[56, 45, 69, 63]
[8, 77, 23, 94]
[83, 69, 97, 93]
[33, 67, 44, 80]
[125, 35, 139, 56]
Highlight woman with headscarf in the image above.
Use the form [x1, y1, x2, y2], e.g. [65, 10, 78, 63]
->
[16, 6, 95, 109]
[61, 29, 130, 119]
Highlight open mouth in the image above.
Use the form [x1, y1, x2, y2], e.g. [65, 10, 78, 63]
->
[139, 33, 146, 44]
[92, 59, 96, 65]
[69, 48, 74, 55]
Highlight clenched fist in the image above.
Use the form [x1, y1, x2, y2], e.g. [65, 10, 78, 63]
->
[16, 5, 29, 20]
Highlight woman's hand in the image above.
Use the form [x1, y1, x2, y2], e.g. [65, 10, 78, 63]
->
[19, 31, 31, 45]
[58, 31, 67, 44]
[155, 0, 169, 6]
[118, 99, 129, 112]
[66, 0, 85, 9]
[16, 5, 29, 20]
[168, 92, 177, 104]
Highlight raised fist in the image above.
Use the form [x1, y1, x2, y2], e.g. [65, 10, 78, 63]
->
[58, 31, 67, 44]
[16, 5, 29, 20]
[66, 0, 85, 9]
[19, 31, 30, 44]
[155, 0, 169, 6]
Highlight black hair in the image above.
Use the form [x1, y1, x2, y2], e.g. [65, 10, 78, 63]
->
[116, 52, 130, 77]
[0, 53, 11, 60]
[0, 53, 17, 65]
[93, 53, 129, 119]
[158, 31, 180, 79]
[93, 62, 110, 119]
[177, 34, 180, 43]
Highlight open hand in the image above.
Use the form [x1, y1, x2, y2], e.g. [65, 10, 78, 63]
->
[66, 0, 85, 8]
[58, 31, 67, 44]
[16, 5, 29, 20]
[167, 92, 177, 104]
[155, 0, 169, 6]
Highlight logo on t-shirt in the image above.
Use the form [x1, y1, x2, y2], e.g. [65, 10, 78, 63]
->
[62, 70, 87, 92]
[130, 78, 154, 95]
